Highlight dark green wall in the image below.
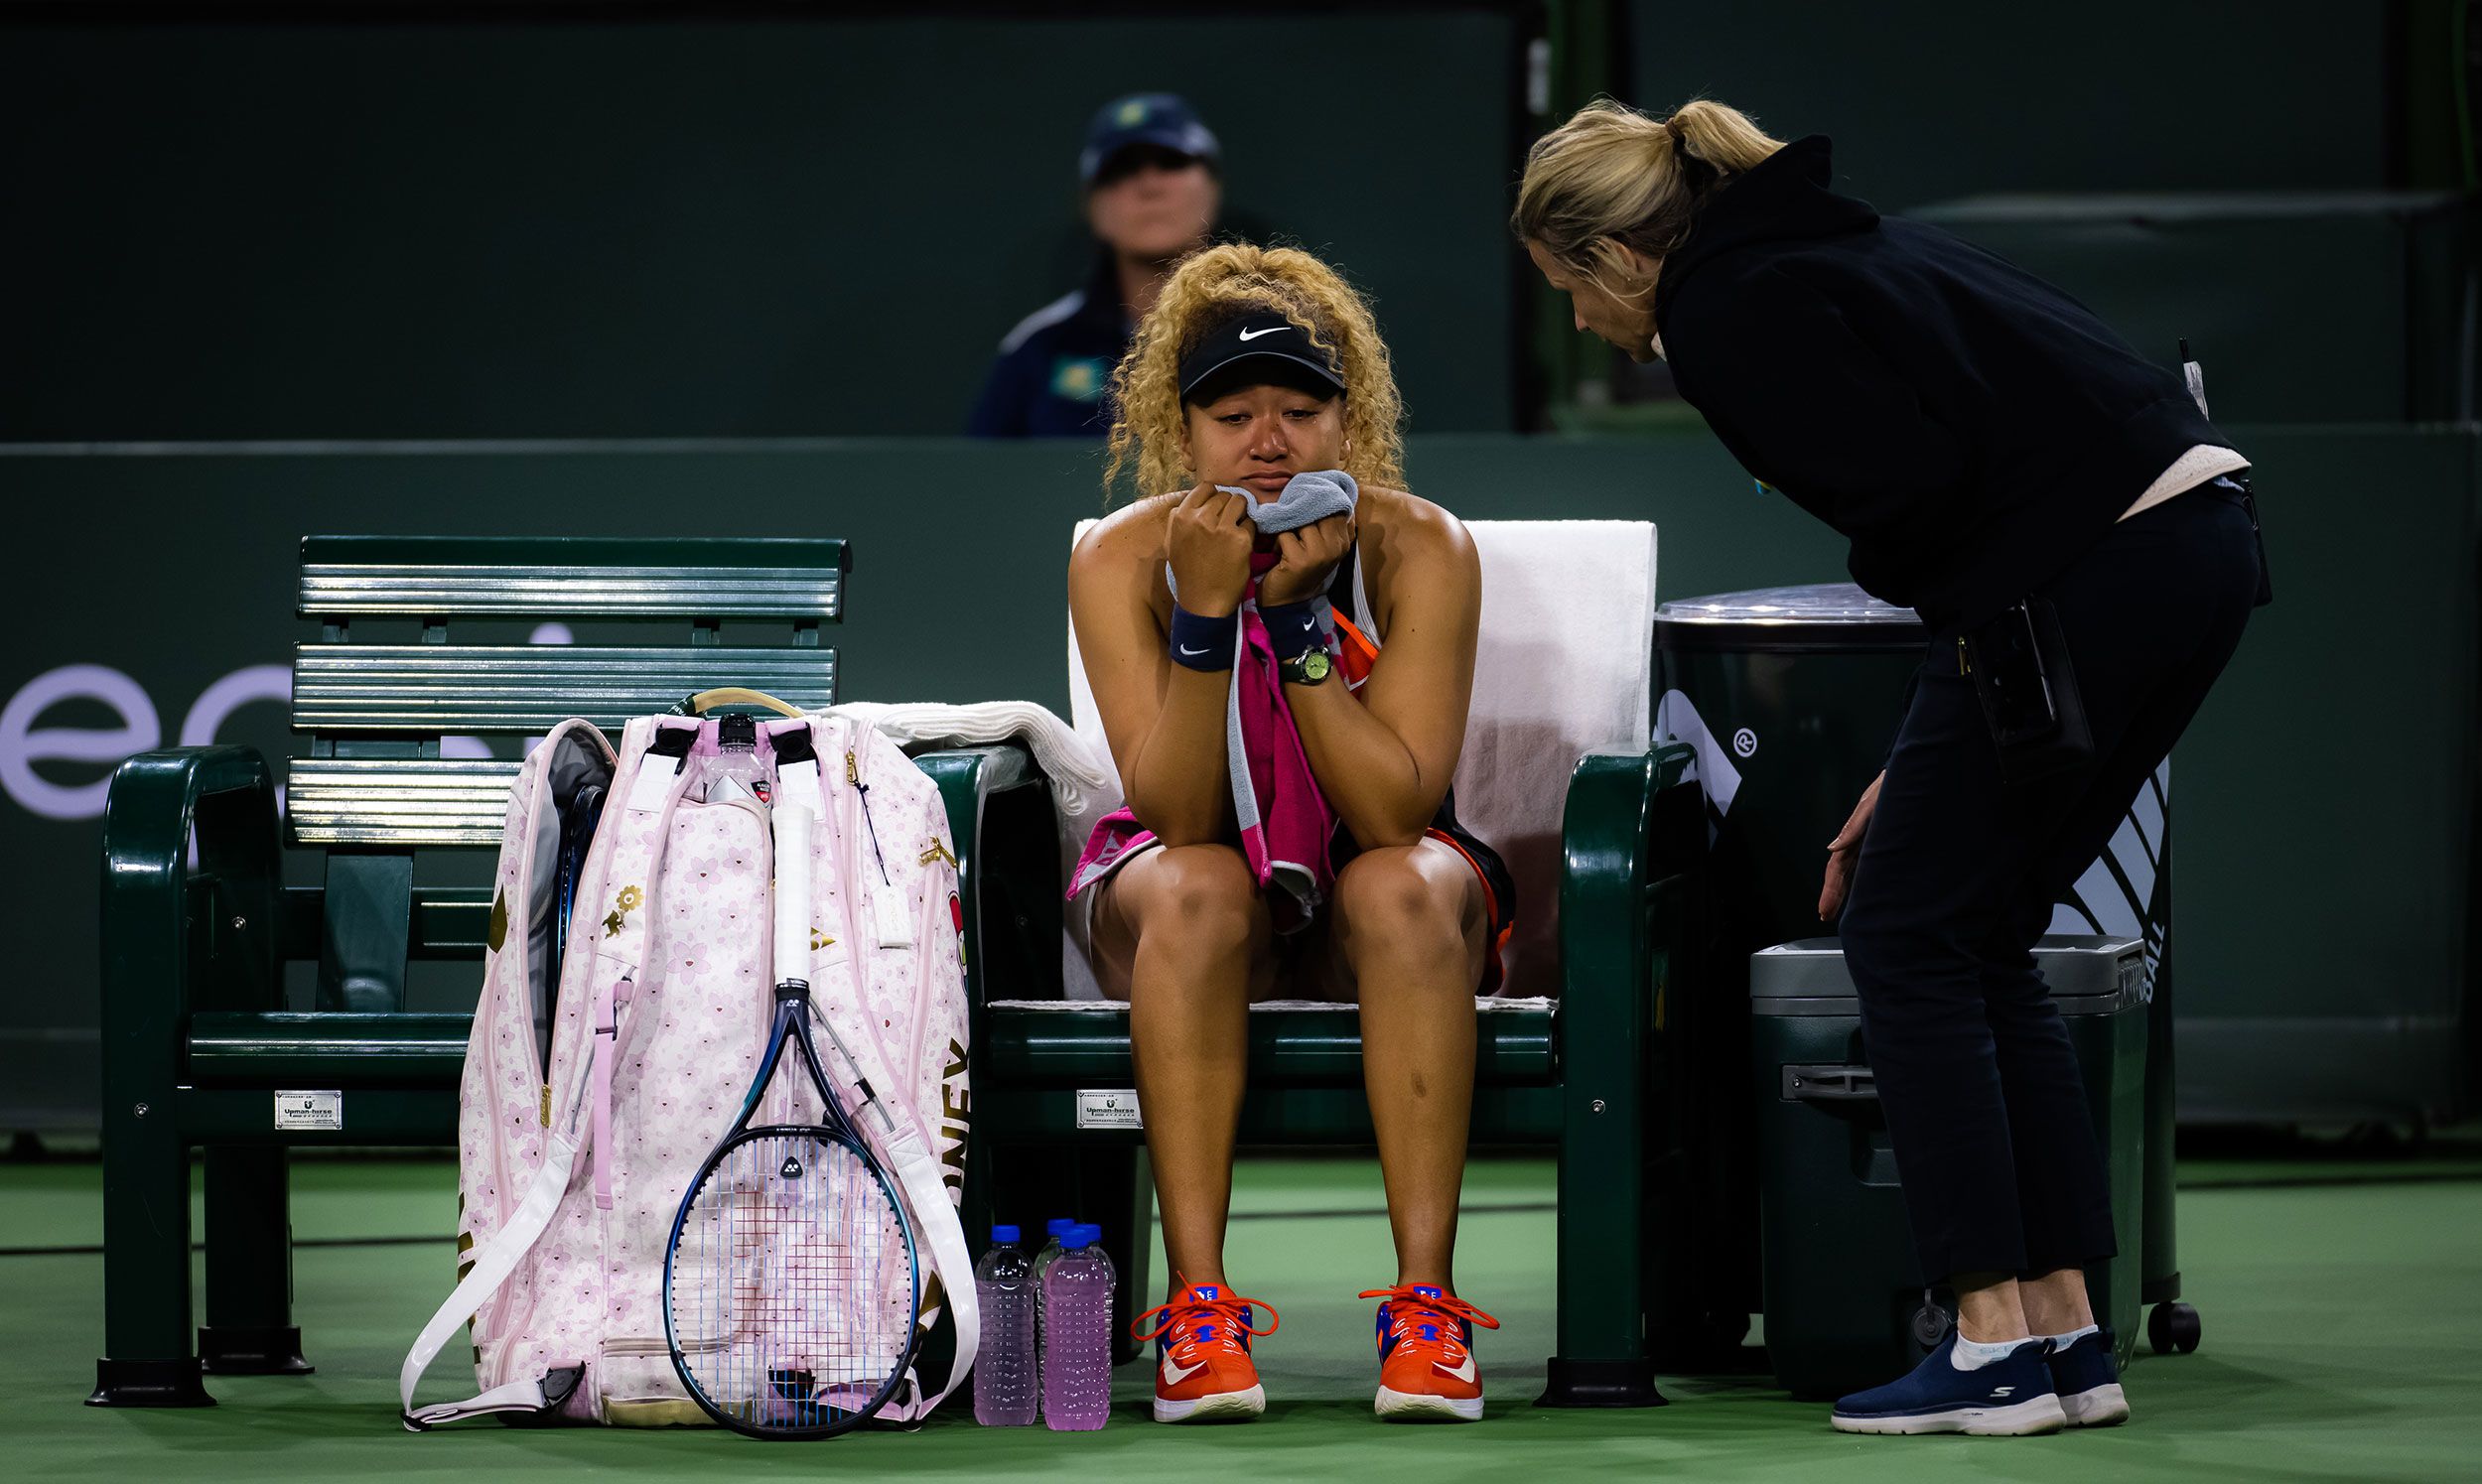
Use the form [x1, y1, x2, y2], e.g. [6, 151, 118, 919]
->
[5, 428, 2472, 1131]
[1625, 1, 2395, 211]
[3, 11, 1523, 442]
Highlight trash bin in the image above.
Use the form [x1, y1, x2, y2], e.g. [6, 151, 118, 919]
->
[1653, 583, 2192, 1370]
[1750, 936, 2148, 1402]
[1647, 585, 1926, 1365]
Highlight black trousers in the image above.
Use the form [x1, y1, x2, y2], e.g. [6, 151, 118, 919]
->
[1839, 481, 2262, 1282]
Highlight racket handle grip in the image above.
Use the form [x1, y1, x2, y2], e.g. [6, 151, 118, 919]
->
[773, 801, 814, 988]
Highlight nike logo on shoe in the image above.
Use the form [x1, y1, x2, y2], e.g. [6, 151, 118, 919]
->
[1162, 1354, 1207, 1386]
[1434, 1355, 1476, 1384]
[1237, 326, 1293, 341]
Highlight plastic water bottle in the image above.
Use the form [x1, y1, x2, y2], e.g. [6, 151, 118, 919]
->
[1041, 1224, 1116, 1431]
[1032, 1216, 1075, 1356]
[972, 1225, 1037, 1426]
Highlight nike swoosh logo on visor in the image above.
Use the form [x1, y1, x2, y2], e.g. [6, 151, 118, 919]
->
[1236, 326, 1293, 341]
[1435, 1355, 1477, 1384]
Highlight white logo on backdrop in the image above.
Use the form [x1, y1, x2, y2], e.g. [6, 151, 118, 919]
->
[1, 623, 575, 821]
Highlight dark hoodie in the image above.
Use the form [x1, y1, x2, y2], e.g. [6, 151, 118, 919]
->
[1654, 136, 2237, 630]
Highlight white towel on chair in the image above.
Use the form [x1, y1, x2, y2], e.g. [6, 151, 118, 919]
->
[1450, 520, 1657, 996]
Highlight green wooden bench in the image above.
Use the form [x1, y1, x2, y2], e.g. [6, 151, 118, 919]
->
[948, 742, 1704, 1406]
[90, 536, 909, 1404]
[91, 532, 1701, 1412]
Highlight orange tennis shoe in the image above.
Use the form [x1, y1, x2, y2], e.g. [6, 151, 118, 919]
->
[1131, 1276, 1281, 1423]
[1360, 1283, 1500, 1421]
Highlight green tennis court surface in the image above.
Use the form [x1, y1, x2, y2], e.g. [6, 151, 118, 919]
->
[5, 1151, 2475, 1481]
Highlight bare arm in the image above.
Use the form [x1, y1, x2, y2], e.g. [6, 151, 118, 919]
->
[1067, 488, 1254, 848]
[1279, 505, 1481, 851]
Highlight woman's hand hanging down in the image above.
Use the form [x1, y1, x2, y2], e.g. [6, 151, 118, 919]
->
[1818, 769, 1885, 921]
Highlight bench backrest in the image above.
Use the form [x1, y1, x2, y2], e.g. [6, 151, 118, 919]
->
[291, 534, 848, 1008]
[1065, 518, 1656, 995]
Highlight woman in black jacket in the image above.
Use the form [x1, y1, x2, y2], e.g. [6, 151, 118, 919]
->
[1517, 99, 2265, 1437]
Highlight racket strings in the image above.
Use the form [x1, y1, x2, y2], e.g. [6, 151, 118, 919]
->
[671, 1128, 913, 1433]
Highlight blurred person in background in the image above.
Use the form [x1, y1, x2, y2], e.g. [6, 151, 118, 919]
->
[1518, 98, 2265, 1439]
[970, 92, 1223, 437]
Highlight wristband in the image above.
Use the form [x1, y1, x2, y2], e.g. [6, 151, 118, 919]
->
[1170, 604, 1238, 672]
[1258, 597, 1327, 665]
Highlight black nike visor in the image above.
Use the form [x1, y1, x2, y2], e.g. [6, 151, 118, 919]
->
[1177, 312, 1346, 404]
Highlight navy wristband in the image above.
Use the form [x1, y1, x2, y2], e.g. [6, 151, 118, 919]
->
[1170, 604, 1238, 671]
[1258, 598, 1326, 664]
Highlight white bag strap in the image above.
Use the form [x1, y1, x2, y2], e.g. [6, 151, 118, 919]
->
[878, 1076, 980, 1412]
[803, 996, 978, 1416]
[403, 719, 693, 1431]
[400, 1104, 585, 1429]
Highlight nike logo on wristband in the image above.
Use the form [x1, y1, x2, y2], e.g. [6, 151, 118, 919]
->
[1179, 644, 1211, 656]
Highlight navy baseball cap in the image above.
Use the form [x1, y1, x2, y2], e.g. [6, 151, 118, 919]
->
[1178, 311, 1344, 402]
[1080, 92, 1222, 186]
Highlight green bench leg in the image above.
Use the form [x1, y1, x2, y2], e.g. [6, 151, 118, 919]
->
[1539, 748, 1693, 1407]
[200, 1147, 312, 1375]
[91, 1091, 208, 1407]
[92, 744, 281, 1406]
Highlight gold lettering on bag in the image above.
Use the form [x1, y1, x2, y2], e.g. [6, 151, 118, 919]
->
[938, 1037, 970, 1194]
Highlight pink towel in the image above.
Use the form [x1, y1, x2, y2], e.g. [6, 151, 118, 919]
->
[1069, 555, 1339, 932]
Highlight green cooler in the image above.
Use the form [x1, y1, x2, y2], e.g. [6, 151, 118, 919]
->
[1749, 935, 2148, 1401]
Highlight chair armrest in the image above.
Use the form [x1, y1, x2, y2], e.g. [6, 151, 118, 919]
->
[915, 744, 1063, 1009]
[100, 745, 286, 1107]
[1558, 742, 1701, 1065]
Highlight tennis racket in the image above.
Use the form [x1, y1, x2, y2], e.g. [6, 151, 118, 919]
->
[662, 798, 923, 1439]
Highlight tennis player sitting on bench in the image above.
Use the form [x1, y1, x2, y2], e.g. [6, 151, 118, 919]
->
[1067, 242, 1515, 1424]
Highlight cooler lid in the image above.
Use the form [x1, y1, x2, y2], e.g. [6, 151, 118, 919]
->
[1654, 583, 1919, 627]
[1750, 935, 2146, 1013]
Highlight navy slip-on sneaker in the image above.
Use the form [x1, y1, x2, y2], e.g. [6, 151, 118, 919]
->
[2045, 1331, 2130, 1427]
[1831, 1333, 2067, 1436]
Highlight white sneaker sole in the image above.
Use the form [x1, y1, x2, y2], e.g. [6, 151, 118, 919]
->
[1154, 1385, 1265, 1423]
[1832, 1393, 2068, 1436]
[2060, 1382, 2130, 1427]
[1375, 1385, 1483, 1422]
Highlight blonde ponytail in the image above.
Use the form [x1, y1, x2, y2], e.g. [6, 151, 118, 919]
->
[1514, 97, 1786, 296]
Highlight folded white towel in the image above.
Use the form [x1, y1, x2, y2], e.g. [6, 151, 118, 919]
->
[824, 699, 1118, 829]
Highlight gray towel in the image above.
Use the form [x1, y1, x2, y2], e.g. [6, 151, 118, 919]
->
[1216, 469, 1360, 535]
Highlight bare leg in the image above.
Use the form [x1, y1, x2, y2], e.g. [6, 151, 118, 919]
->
[1089, 845, 1271, 1289]
[2018, 1267, 2096, 1336]
[1953, 1272, 2033, 1343]
[1325, 842, 1486, 1290]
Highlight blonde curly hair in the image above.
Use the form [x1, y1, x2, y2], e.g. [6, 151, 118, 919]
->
[1104, 242, 1406, 500]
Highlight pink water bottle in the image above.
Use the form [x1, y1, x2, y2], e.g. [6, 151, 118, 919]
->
[1040, 1223, 1116, 1430]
